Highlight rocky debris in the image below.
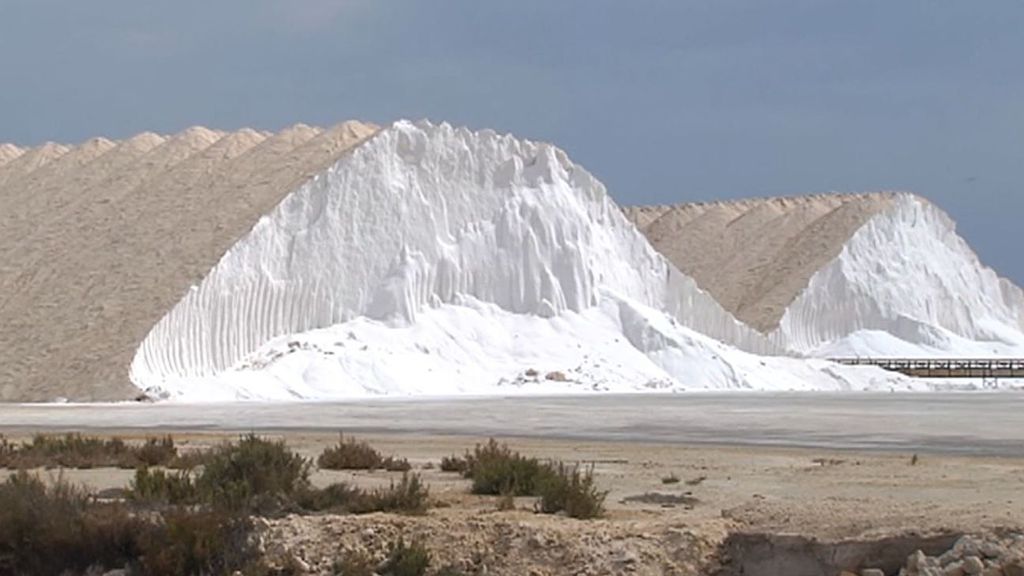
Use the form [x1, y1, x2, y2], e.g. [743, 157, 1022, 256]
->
[855, 533, 1024, 576]
[256, 512, 720, 576]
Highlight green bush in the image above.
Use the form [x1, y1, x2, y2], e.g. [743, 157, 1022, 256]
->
[439, 454, 468, 473]
[464, 439, 544, 496]
[0, 433, 182, 470]
[0, 471, 269, 576]
[195, 434, 311, 514]
[379, 538, 430, 576]
[296, 481, 366, 513]
[135, 436, 179, 467]
[318, 434, 410, 472]
[0, 471, 142, 576]
[299, 473, 429, 516]
[536, 462, 607, 519]
[130, 467, 199, 505]
[136, 509, 264, 576]
[368, 473, 429, 515]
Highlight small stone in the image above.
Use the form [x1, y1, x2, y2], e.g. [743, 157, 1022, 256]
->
[980, 542, 1006, 559]
[945, 562, 966, 576]
[1005, 561, 1024, 576]
[290, 555, 311, 573]
[963, 556, 984, 575]
[942, 552, 963, 566]
[955, 537, 981, 558]
[908, 551, 929, 570]
[981, 567, 1004, 576]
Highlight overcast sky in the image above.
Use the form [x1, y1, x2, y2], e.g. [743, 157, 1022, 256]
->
[1, 1, 1021, 283]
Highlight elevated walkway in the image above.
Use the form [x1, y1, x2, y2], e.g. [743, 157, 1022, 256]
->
[832, 358, 1024, 379]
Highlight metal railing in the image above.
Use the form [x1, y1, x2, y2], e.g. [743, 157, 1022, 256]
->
[831, 358, 1024, 379]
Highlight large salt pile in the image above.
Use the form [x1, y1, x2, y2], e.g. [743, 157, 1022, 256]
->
[131, 121, 910, 400]
[626, 194, 1024, 358]
[0, 122, 377, 401]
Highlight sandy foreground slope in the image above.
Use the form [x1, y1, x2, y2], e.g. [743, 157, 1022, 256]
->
[0, 122, 378, 401]
[5, 430, 1020, 575]
[623, 193, 895, 333]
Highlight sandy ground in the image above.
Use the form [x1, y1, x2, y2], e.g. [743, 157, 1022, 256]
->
[623, 193, 896, 332]
[4, 429, 1021, 574]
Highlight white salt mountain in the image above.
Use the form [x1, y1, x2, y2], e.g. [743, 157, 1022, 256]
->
[627, 193, 1024, 359]
[132, 121, 911, 400]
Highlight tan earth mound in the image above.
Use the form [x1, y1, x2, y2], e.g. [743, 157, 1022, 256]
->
[0, 121, 379, 401]
[623, 193, 897, 333]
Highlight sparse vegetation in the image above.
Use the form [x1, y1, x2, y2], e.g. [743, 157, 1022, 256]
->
[129, 467, 199, 506]
[463, 438, 545, 496]
[318, 433, 411, 472]
[379, 538, 431, 576]
[125, 435, 429, 517]
[367, 473, 430, 515]
[0, 471, 266, 576]
[0, 433, 185, 470]
[135, 509, 264, 576]
[299, 473, 429, 516]
[196, 433, 311, 514]
[536, 462, 607, 519]
[439, 454, 468, 473]
[0, 471, 141, 576]
[496, 491, 516, 511]
[459, 439, 606, 518]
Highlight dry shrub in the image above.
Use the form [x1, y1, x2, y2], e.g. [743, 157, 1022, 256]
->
[464, 439, 544, 496]
[0, 433, 181, 470]
[136, 509, 263, 576]
[318, 433, 409, 472]
[460, 439, 606, 519]
[379, 538, 430, 576]
[439, 454, 468, 473]
[535, 462, 607, 519]
[299, 473, 429, 516]
[0, 472, 141, 575]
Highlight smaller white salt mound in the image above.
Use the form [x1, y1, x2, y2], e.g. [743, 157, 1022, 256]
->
[777, 194, 1024, 357]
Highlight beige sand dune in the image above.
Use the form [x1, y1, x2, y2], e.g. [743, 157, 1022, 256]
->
[623, 193, 896, 333]
[0, 121, 378, 401]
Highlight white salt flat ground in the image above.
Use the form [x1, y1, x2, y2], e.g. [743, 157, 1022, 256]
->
[1, 393, 1022, 456]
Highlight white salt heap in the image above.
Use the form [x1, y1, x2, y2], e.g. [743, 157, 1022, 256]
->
[628, 194, 1024, 360]
[132, 121, 913, 400]
[779, 194, 1024, 357]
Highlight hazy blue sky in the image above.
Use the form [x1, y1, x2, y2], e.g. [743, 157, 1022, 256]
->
[1, 1, 1021, 282]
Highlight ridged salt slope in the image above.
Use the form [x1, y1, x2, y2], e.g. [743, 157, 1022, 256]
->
[132, 121, 776, 393]
[778, 194, 1024, 355]
[0, 122, 377, 401]
[624, 193, 895, 332]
